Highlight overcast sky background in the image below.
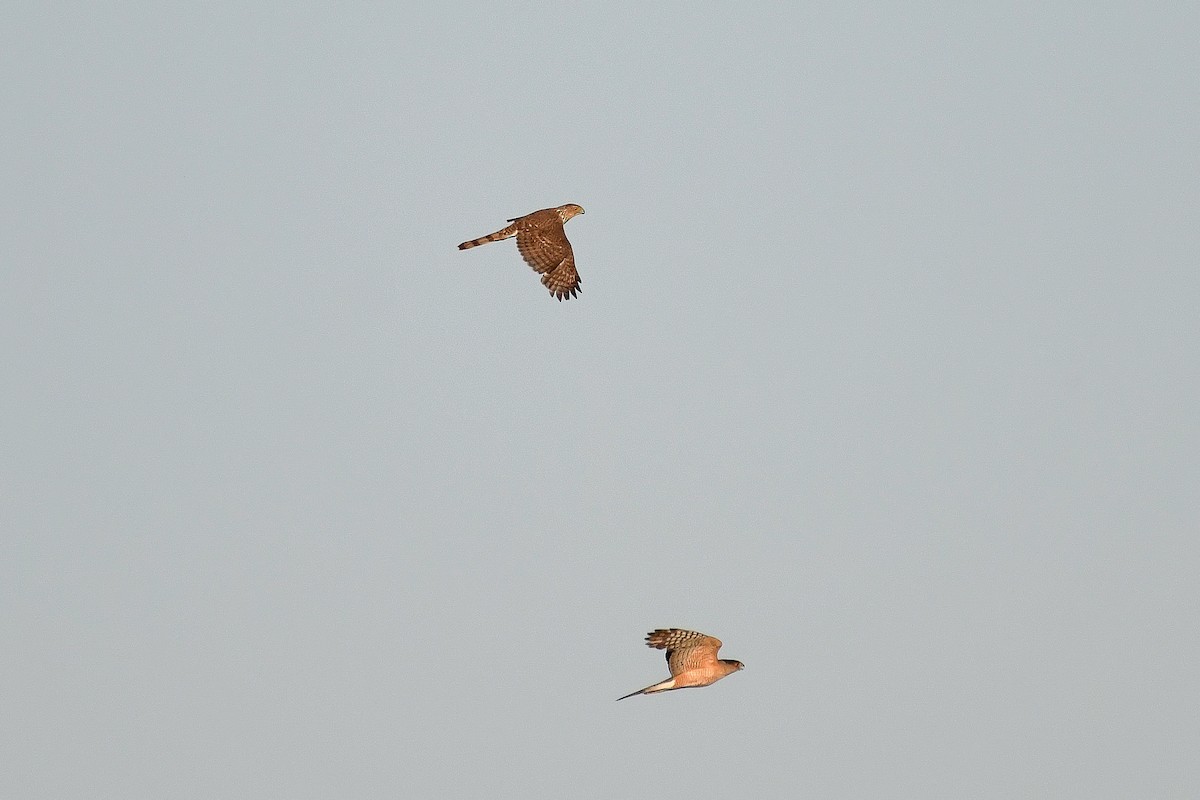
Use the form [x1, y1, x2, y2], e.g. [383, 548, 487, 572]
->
[3, 3, 1198, 798]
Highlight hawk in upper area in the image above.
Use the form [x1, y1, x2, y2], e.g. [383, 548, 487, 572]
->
[457, 204, 585, 301]
[617, 628, 744, 701]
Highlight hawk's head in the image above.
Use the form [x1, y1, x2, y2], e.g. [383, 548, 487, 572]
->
[558, 203, 586, 221]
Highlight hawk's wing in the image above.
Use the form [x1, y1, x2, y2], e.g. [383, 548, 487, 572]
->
[511, 210, 580, 300]
[539, 253, 580, 301]
[645, 629, 723, 676]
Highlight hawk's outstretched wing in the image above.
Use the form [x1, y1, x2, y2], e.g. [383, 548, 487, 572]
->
[645, 628, 724, 676]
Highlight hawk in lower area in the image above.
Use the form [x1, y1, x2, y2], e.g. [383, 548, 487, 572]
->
[457, 204, 585, 300]
[617, 628, 744, 701]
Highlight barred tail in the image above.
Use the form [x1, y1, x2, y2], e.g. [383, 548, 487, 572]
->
[457, 224, 517, 250]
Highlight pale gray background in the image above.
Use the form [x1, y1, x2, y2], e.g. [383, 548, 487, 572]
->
[3, 3, 1198, 798]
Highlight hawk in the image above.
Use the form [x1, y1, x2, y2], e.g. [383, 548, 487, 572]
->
[457, 204, 585, 300]
[616, 628, 744, 701]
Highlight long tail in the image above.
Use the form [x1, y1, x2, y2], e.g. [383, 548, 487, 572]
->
[457, 222, 518, 250]
[616, 677, 675, 701]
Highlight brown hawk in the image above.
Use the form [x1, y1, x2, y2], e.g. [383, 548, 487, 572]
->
[617, 628, 744, 701]
[457, 204, 585, 300]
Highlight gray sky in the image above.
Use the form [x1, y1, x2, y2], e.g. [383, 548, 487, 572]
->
[3, 3, 1198, 798]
